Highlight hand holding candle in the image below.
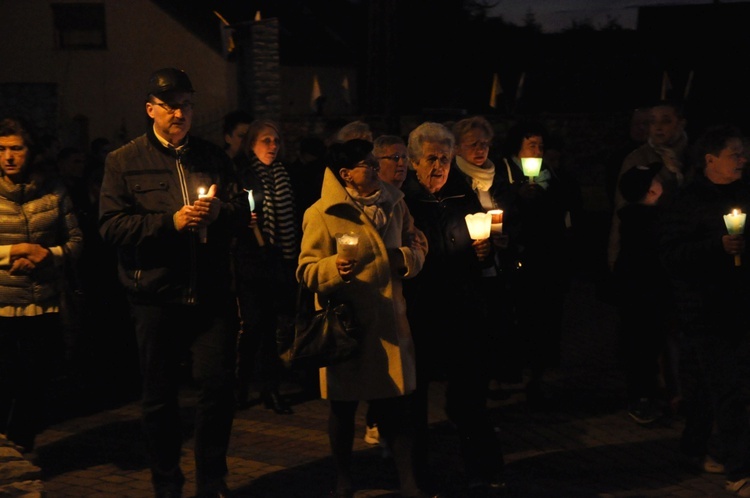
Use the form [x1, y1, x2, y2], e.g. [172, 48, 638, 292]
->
[723, 208, 746, 266]
[245, 189, 265, 247]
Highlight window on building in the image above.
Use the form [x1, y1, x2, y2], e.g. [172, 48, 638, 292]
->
[52, 3, 106, 50]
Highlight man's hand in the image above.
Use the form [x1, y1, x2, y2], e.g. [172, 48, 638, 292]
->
[194, 184, 220, 227]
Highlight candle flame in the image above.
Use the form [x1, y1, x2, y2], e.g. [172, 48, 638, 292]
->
[198, 187, 206, 196]
[734, 209, 740, 216]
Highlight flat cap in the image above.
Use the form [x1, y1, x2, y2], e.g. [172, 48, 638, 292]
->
[146, 67, 194, 97]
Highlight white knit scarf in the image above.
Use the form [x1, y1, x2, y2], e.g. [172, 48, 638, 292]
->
[456, 156, 496, 192]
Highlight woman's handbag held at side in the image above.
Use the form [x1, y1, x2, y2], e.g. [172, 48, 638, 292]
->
[277, 280, 359, 370]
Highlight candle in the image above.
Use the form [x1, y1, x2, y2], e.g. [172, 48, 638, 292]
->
[521, 157, 542, 183]
[465, 212, 492, 240]
[723, 208, 746, 266]
[488, 209, 503, 234]
[197, 187, 208, 243]
[244, 189, 265, 246]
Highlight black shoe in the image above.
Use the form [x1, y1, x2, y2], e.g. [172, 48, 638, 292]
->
[627, 398, 661, 425]
[261, 389, 294, 414]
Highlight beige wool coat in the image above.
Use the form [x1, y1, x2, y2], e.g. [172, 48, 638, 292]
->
[297, 168, 426, 400]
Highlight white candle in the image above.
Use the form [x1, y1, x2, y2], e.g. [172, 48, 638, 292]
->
[197, 187, 208, 243]
[724, 209, 746, 235]
[723, 208, 746, 266]
[465, 212, 492, 240]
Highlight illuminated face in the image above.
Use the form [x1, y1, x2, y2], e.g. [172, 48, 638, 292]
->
[146, 91, 194, 145]
[649, 105, 685, 147]
[0, 134, 28, 182]
[253, 128, 281, 166]
[457, 129, 491, 167]
[413, 141, 452, 194]
[518, 135, 544, 159]
[706, 137, 746, 185]
[377, 143, 408, 188]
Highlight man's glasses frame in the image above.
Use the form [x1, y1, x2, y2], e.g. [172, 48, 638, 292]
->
[151, 100, 194, 114]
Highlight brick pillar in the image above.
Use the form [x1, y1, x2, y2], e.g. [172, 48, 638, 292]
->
[236, 17, 281, 120]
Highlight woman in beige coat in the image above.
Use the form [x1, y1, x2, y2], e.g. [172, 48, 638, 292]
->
[297, 139, 430, 498]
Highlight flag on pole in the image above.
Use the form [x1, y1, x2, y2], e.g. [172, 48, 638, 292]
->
[684, 70, 694, 100]
[515, 72, 526, 101]
[489, 73, 502, 108]
[311, 74, 322, 112]
[660, 71, 672, 100]
[213, 11, 235, 58]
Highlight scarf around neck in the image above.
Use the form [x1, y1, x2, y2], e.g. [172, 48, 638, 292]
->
[456, 155, 496, 191]
[649, 131, 688, 185]
[347, 186, 390, 231]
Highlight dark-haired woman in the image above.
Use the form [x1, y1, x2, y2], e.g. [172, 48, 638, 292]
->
[297, 139, 429, 498]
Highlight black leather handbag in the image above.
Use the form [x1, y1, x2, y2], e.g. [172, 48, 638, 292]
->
[277, 280, 359, 370]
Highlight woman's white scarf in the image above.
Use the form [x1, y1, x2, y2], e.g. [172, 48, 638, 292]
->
[649, 131, 688, 185]
[347, 186, 390, 231]
[456, 156, 496, 192]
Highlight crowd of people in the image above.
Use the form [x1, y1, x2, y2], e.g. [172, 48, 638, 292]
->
[2, 66, 750, 498]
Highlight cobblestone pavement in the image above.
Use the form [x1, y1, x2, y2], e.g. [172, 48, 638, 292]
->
[32, 277, 735, 497]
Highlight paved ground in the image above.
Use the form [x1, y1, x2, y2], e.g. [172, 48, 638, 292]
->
[31, 276, 736, 498]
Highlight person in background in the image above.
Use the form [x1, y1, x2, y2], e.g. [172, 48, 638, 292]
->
[450, 116, 517, 400]
[231, 119, 298, 414]
[99, 67, 243, 498]
[0, 116, 83, 454]
[494, 120, 575, 409]
[374, 134, 409, 189]
[613, 162, 673, 425]
[608, 99, 689, 270]
[659, 124, 750, 495]
[608, 100, 689, 414]
[334, 120, 373, 143]
[222, 109, 253, 159]
[297, 139, 428, 498]
[402, 122, 505, 497]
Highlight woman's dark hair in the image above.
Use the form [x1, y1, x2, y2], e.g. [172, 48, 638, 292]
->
[502, 120, 548, 158]
[325, 139, 374, 186]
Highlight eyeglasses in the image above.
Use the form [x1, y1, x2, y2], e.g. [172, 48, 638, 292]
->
[461, 140, 491, 150]
[152, 101, 194, 114]
[378, 154, 407, 162]
[352, 159, 380, 170]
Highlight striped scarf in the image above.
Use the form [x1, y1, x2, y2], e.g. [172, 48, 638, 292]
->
[252, 159, 299, 260]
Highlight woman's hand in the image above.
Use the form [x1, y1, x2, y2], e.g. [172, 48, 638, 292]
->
[472, 238, 491, 261]
[336, 255, 357, 281]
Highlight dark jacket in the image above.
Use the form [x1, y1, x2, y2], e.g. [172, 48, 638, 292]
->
[0, 171, 83, 308]
[659, 174, 750, 337]
[401, 166, 489, 376]
[99, 127, 244, 305]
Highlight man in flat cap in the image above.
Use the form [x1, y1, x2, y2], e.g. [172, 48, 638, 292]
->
[99, 67, 246, 498]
